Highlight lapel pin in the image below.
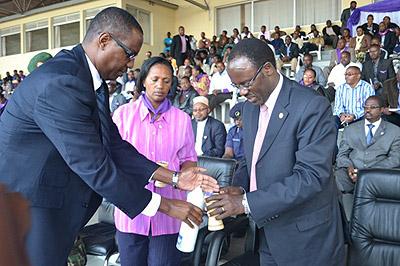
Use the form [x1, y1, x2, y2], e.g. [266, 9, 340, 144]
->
[381, 132, 384, 135]
[278, 113, 284, 119]
[203, 136, 208, 139]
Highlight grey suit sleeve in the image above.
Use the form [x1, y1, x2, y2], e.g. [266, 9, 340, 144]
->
[33, 77, 157, 219]
[373, 130, 400, 168]
[335, 127, 354, 169]
[246, 96, 337, 225]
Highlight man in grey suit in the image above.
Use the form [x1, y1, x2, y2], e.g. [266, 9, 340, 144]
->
[207, 38, 345, 265]
[335, 96, 400, 193]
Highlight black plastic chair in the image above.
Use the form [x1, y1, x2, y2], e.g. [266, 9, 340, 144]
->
[347, 169, 400, 266]
[79, 199, 117, 266]
[181, 156, 237, 266]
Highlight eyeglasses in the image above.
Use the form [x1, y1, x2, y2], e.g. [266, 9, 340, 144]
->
[108, 33, 137, 61]
[363, 105, 381, 110]
[231, 61, 270, 91]
[193, 107, 208, 113]
[344, 72, 359, 76]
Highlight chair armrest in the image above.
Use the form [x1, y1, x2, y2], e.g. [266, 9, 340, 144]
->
[204, 215, 249, 266]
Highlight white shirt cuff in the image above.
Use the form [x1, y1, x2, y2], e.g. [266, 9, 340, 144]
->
[141, 192, 161, 217]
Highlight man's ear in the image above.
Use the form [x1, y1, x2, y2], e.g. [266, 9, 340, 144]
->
[98, 32, 111, 50]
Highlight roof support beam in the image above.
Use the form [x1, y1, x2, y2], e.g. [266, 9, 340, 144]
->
[148, 0, 178, 10]
[183, 0, 208, 10]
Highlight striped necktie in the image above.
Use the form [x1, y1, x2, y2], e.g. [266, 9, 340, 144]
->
[96, 81, 111, 154]
[366, 124, 374, 145]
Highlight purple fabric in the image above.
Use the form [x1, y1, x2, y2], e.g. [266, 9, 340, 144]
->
[141, 94, 171, 123]
[347, 0, 400, 35]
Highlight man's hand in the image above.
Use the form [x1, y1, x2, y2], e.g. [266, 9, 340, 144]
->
[383, 107, 392, 115]
[179, 167, 219, 192]
[205, 187, 245, 220]
[213, 89, 220, 96]
[347, 166, 358, 183]
[159, 198, 203, 228]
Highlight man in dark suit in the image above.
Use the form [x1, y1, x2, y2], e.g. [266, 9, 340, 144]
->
[0, 8, 218, 266]
[170, 26, 191, 67]
[378, 22, 397, 55]
[381, 71, 400, 127]
[322, 20, 341, 48]
[191, 96, 227, 158]
[361, 14, 379, 37]
[276, 35, 300, 78]
[362, 44, 396, 95]
[335, 96, 400, 194]
[341, 1, 357, 30]
[207, 38, 345, 265]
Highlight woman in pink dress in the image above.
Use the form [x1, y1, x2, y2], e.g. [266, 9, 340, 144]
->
[112, 57, 198, 266]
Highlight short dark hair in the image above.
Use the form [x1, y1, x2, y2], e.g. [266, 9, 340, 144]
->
[367, 14, 374, 19]
[180, 76, 190, 83]
[136, 57, 173, 92]
[356, 26, 363, 31]
[84, 7, 143, 42]
[304, 53, 313, 61]
[341, 51, 351, 57]
[366, 95, 384, 107]
[193, 65, 204, 74]
[304, 67, 316, 78]
[228, 38, 276, 69]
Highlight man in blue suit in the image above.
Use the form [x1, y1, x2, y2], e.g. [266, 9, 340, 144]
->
[0, 7, 218, 266]
[207, 38, 345, 265]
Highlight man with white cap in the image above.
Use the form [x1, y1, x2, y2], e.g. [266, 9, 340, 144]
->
[191, 96, 226, 157]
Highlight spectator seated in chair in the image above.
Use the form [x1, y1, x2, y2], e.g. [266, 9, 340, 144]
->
[335, 96, 400, 194]
[333, 66, 375, 128]
[207, 61, 235, 111]
[173, 76, 199, 116]
[322, 20, 341, 48]
[361, 44, 396, 95]
[276, 35, 300, 78]
[192, 96, 227, 158]
[299, 68, 325, 96]
[381, 70, 400, 127]
[295, 53, 326, 86]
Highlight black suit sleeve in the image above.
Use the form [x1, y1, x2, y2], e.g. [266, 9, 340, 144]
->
[208, 120, 227, 158]
[34, 76, 158, 219]
[170, 36, 177, 58]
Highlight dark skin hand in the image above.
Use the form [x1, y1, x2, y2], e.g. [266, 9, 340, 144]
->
[159, 197, 203, 228]
[205, 186, 245, 220]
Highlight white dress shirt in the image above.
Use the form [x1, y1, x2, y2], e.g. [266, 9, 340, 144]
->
[364, 118, 381, 137]
[195, 118, 208, 155]
[209, 70, 234, 94]
[85, 54, 160, 217]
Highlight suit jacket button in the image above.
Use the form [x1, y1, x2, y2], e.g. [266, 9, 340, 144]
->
[82, 203, 89, 208]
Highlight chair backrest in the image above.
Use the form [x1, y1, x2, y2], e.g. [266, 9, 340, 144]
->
[197, 156, 237, 188]
[98, 199, 115, 225]
[348, 169, 400, 266]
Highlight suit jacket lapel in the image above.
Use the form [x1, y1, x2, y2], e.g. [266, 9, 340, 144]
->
[257, 77, 290, 162]
[370, 121, 386, 145]
[357, 121, 367, 147]
[243, 103, 259, 170]
[192, 120, 197, 138]
[202, 119, 211, 148]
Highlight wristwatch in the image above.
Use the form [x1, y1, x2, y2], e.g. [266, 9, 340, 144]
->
[242, 193, 250, 215]
[172, 172, 180, 189]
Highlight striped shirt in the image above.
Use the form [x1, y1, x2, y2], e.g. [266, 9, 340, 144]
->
[112, 97, 197, 236]
[333, 80, 375, 119]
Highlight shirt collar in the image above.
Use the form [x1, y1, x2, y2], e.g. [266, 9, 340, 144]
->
[365, 118, 381, 128]
[263, 73, 284, 111]
[85, 54, 102, 91]
[138, 96, 171, 124]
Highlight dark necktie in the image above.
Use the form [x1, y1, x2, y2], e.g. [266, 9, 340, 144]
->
[96, 81, 111, 154]
[366, 124, 374, 145]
